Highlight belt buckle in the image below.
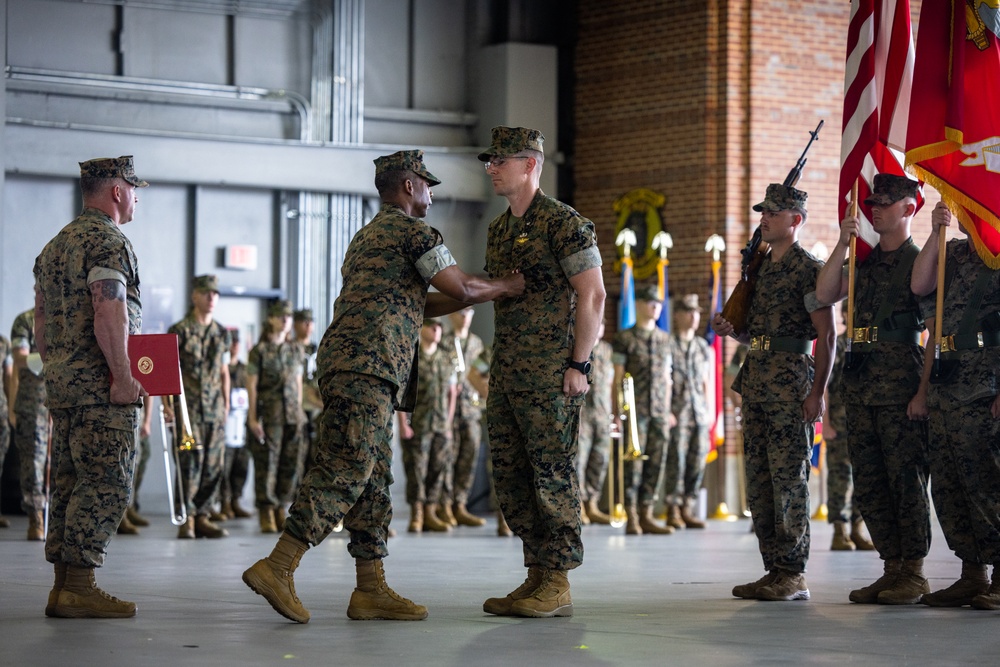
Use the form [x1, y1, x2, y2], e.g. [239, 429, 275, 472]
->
[750, 336, 770, 351]
[978, 332, 985, 348]
[853, 326, 878, 344]
[940, 335, 955, 353]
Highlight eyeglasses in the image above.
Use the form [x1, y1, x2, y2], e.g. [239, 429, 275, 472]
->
[484, 156, 529, 171]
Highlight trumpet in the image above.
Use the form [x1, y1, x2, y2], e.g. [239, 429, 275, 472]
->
[607, 373, 647, 528]
[161, 393, 201, 526]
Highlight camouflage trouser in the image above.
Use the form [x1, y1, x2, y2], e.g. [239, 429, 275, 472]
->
[46, 405, 137, 568]
[0, 415, 8, 507]
[847, 403, 930, 560]
[577, 405, 610, 502]
[285, 372, 394, 560]
[449, 414, 482, 506]
[249, 420, 303, 508]
[400, 430, 450, 505]
[180, 417, 226, 515]
[624, 415, 669, 508]
[824, 435, 859, 524]
[664, 413, 709, 505]
[928, 396, 1000, 564]
[133, 431, 151, 508]
[743, 401, 812, 573]
[14, 405, 50, 512]
[222, 444, 251, 504]
[488, 389, 584, 571]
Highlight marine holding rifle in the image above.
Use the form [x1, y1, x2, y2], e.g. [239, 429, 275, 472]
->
[711, 181, 835, 602]
[910, 201, 1000, 610]
[815, 174, 933, 605]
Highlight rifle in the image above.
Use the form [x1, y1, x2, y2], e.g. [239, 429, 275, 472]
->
[721, 120, 824, 336]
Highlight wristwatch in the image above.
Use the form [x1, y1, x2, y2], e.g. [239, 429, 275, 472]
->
[567, 359, 592, 375]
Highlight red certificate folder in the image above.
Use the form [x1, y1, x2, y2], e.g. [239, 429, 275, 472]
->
[128, 333, 182, 396]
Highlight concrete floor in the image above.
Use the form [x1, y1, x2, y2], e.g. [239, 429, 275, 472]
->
[0, 512, 996, 666]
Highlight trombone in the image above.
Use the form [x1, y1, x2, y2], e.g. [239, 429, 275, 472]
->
[160, 393, 201, 526]
[607, 373, 647, 528]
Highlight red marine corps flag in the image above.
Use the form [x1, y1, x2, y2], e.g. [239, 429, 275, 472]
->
[840, 0, 922, 262]
[906, 0, 1000, 266]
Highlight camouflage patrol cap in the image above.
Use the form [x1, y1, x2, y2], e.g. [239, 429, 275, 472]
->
[864, 174, 920, 207]
[228, 327, 240, 343]
[373, 150, 441, 186]
[637, 285, 663, 303]
[422, 318, 443, 329]
[293, 308, 313, 323]
[267, 299, 293, 317]
[477, 126, 545, 161]
[752, 184, 808, 213]
[79, 155, 149, 187]
[675, 293, 702, 312]
[192, 274, 219, 293]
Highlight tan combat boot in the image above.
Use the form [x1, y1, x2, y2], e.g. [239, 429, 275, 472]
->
[971, 566, 1000, 610]
[851, 519, 876, 550]
[177, 516, 196, 539]
[510, 569, 573, 618]
[831, 521, 855, 550]
[732, 571, 779, 599]
[275, 506, 287, 531]
[408, 503, 423, 533]
[849, 558, 901, 603]
[242, 532, 311, 623]
[117, 513, 140, 535]
[585, 497, 611, 525]
[638, 504, 674, 535]
[45, 562, 67, 617]
[347, 558, 428, 620]
[232, 499, 253, 518]
[666, 505, 686, 530]
[221, 499, 235, 520]
[27, 511, 45, 541]
[209, 508, 229, 523]
[454, 503, 486, 527]
[259, 506, 277, 533]
[438, 502, 458, 527]
[756, 568, 810, 601]
[580, 504, 591, 525]
[51, 565, 137, 618]
[195, 514, 229, 538]
[421, 503, 451, 532]
[681, 500, 706, 529]
[921, 561, 989, 607]
[126, 506, 150, 527]
[878, 558, 930, 604]
[0, 514, 8, 527]
[483, 566, 545, 616]
[497, 510, 513, 537]
[625, 505, 643, 535]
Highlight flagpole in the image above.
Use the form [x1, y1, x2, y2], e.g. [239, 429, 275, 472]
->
[846, 181, 858, 363]
[934, 215, 946, 376]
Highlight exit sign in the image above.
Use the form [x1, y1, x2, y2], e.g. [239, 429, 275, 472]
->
[224, 245, 258, 271]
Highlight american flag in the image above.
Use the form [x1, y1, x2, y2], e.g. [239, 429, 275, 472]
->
[840, 0, 921, 261]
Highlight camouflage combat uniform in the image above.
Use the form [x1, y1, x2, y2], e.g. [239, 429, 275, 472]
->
[612, 326, 673, 510]
[486, 189, 602, 571]
[665, 332, 712, 507]
[168, 314, 231, 516]
[844, 240, 930, 559]
[34, 206, 142, 568]
[299, 340, 322, 471]
[284, 202, 456, 560]
[577, 339, 613, 504]
[922, 240, 1000, 565]
[734, 242, 824, 574]
[0, 335, 10, 513]
[223, 358, 251, 506]
[247, 337, 303, 510]
[10, 309, 51, 513]
[400, 343, 455, 506]
[824, 334, 859, 525]
[441, 329, 486, 507]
